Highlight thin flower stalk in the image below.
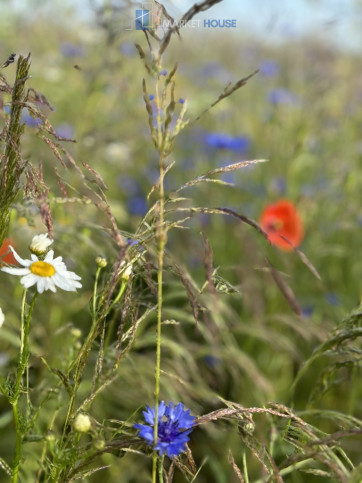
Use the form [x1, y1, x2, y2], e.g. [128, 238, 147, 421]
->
[152, 73, 168, 482]
[11, 290, 37, 483]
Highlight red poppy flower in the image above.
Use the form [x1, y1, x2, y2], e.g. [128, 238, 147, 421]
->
[0, 238, 18, 265]
[260, 200, 304, 251]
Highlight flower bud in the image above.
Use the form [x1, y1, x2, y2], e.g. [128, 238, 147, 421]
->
[29, 233, 53, 256]
[70, 328, 82, 339]
[120, 260, 132, 281]
[95, 256, 108, 268]
[45, 431, 56, 442]
[94, 439, 105, 450]
[73, 413, 91, 433]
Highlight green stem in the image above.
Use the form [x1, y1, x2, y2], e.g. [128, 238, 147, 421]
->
[11, 290, 37, 483]
[152, 92, 167, 481]
[92, 266, 102, 321]
[158, 455, 164, 483]
[104, 281, 127, 349]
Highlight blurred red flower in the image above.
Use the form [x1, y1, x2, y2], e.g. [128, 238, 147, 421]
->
[260, 200, 304, 251]
[0, 238, 18, 265]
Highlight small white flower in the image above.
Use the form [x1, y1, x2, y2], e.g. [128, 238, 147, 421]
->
[120, 260, 133, 281]
[0, 307, 4, 328]
[1, 246, 82, 294]
[29, 233, 54, 256]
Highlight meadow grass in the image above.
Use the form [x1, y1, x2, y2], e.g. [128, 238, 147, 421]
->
[0, 1, 361, 482]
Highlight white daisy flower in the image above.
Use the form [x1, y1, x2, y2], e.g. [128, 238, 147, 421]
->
[1, 246, 82, 294]
[29, 233, 54, 256]
[0, 307, 4, 328]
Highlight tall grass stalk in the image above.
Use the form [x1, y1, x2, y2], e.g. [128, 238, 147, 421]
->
[0, 54, 30, 244]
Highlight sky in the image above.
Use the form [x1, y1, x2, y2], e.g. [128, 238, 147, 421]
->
[164, 0, 362, 51]
[2, 0, 362, 51]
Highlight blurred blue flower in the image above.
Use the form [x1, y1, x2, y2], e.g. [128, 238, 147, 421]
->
[179, 98, 185, 104]
[55, 123, 74, 138]
[259, 60, 280, 77]
[118, 176, 141, 196]
[120, 42, 136, 56]
[301, 306, 314, 317]
[205, 133, 251, 153]
[149, 94, 155, 101]
[134, 401, 195, 458]
[127, 196, 148, 216]
[271, 176, 286, 195]
[21, 109, 43, 127]
[269, 88, 299, 106]
[204, 355, 221, 368]
[221, 172, 235, 184]
[60, 42, 85, 57]
[127, 238, 139, 247]
[325, 292, 340, 306]
[199, 61, 229, 80]
[159, 69, 168, 76]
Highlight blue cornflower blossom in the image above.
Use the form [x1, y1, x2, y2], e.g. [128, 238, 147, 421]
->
[60, 42, 85, 58]
[205, 133, 251, 153]
[268, 88, 299, 106]
[134, 401, 196, 458]
[127, 196, 148, 216]
[55, 123, 74, 138]
[21, 109, 43, 127]
[120, 42, 136, 56]
[259, 59, 280, 77]
[325, 292, 340, 306]
[159, 69, 168, 76]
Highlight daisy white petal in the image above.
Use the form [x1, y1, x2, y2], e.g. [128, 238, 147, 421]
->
[21, 274, 38, 288]
[44, 250, 55, 262]
[2, 267, 31, 276]
[8, 246, 32, 267]
[1, 246, 82, 294]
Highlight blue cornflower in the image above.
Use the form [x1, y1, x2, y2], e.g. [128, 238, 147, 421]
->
[21, 109, 43, 127]
[179, 98, 185, 104]
[159, 69, 168, 76]
[60, 42, 85, 58]
[259, 59, 280, 77]
[134, 401, 196, 458]
[205, 132, 251, 153]
[325, 292, 340, 306]
[120, 42, 136, 56]
[55, 123, 74, 138]
[149, 94, 155, 101]
[268, 88, 299, 106]
[127, 196, 148, 216]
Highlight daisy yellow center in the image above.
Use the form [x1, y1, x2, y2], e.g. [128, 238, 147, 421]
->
[30, 261, 56, 277]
